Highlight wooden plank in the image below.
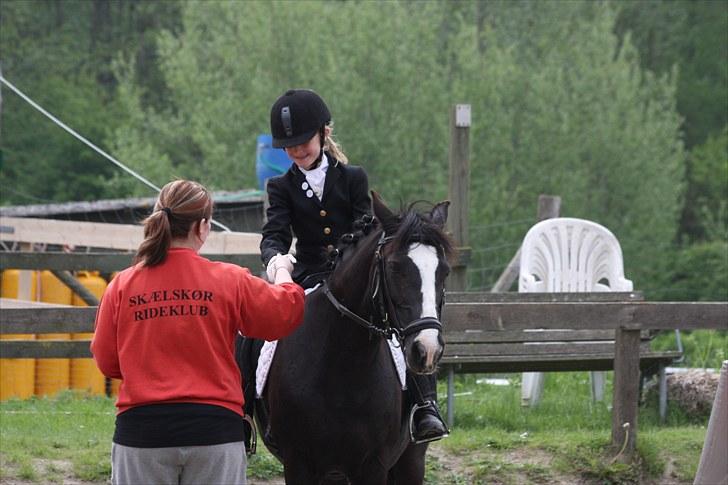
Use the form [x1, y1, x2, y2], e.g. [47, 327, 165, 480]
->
[442, 301, 728, 331]
[443, 329, 657, 343]
[444, 329, 620, 343]
[440, 351, 679, 373]
[0, 252, 262, 272]
[0, 306, 96, 334]
[0, 217, 261, 254]
[444, 342, 619, 356]
[0, 340, 91, 358]
[446, 292, 643, 303]
[0, 298, 70, 308]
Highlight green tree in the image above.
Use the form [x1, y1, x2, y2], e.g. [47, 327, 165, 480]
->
[108, 1, 453, 200]
[448, 2, 684, 293]
[109, 1, 687, 296]
[0, 0, 182, 205]
[615, 0, 728, 247]
[615, 0, 727, 149]
[680, 128, 728, 242]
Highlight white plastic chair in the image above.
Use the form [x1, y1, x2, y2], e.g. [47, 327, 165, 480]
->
[518, 217, 633, 406]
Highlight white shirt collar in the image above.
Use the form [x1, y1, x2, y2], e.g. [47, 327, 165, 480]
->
[300, 153, 328, 201]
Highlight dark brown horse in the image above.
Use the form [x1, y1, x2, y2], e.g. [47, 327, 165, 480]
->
[257, 192, 454, 484]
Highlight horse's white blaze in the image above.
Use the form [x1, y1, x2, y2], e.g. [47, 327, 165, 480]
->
[408, 244, 441, 369]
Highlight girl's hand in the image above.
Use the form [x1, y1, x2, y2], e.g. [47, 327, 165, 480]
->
[266, 253, 297, 282]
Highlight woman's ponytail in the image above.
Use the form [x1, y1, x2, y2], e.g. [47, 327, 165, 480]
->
[134, 209, 173, 267]
[134, 180, 213, 267]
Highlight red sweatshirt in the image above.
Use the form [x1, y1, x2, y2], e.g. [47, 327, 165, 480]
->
[91, 247, 304, 415]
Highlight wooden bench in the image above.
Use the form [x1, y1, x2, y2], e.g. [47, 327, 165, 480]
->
[440, 291, 682, 427]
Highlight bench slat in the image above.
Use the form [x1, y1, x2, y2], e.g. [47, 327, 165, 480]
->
[446, 292, 643, 303]
[444, 342, 625, 357]
[441, 351, 681, 373]
[443, 329, 653, 343]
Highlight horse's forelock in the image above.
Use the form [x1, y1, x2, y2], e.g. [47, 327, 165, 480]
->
[331, 207, 455, 287]
[390, 206, 455, 261]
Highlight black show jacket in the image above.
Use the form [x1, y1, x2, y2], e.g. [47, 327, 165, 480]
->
[260, 153, 371, 284]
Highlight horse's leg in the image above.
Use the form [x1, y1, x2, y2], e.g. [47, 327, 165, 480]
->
[281, 455, 317, 485]
[387, 442, 428, 485]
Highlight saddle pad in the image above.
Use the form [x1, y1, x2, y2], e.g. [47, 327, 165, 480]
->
[256, 334, 407, 398]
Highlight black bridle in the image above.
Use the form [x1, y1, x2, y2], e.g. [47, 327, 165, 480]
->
[323, 231, 444, 343]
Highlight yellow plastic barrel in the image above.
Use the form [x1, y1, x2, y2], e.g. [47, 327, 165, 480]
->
[0, 270, 37, 400]
[70, 271, 107, 395]
[35, 270, 71, 397]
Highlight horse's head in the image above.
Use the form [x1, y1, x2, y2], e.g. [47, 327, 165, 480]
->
[372, 193, 453, 374]
[370, 192, 454, 374]
[328, 192, 454, 374]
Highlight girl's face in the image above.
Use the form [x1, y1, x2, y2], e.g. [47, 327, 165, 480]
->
[285, 132, 321, 170]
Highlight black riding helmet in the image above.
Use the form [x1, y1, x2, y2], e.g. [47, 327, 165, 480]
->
[270, 89, 331, 148]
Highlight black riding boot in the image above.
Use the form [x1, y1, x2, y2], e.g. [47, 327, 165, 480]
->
[407, 372, 449, 443]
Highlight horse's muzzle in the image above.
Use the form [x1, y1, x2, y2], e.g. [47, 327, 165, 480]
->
[402, 318, 444, 374]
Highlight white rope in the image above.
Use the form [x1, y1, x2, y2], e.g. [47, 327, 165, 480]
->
[0, 75, 231, 232]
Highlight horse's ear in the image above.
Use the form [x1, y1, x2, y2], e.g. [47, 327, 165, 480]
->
[430, 201, 450, 229]
[371, 191, 396, 225]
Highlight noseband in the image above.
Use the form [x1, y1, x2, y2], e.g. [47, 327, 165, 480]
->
[323, 231, 444, 343]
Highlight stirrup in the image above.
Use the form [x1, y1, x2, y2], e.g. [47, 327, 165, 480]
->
[243, 414, 257, 456]
[408, 401, 450, 444]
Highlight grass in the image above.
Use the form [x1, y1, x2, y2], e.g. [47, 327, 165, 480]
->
[0, 391, 113, 483]
[0, 369, 715, 484]
[433, 370, 711, 484]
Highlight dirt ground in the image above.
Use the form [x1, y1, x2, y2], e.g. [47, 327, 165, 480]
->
[0, 445, 690, 485]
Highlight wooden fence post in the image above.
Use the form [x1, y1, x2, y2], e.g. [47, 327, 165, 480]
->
[612, 326, 641, 457]
[445, 104, 471, 428]
[447, 104, 471, 292]
[490, 194, 561, 292]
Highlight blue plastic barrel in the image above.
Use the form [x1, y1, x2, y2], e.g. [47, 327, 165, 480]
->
[255, 134, 291, 190]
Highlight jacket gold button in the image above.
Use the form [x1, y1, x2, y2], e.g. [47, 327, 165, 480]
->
[324, 227, 331, 235]
[320, 210, 327, 217]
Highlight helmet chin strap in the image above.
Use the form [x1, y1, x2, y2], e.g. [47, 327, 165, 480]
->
[308, 126, 327, 169]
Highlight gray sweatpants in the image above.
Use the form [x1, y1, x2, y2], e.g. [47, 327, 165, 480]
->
[111, 441, 247, 485]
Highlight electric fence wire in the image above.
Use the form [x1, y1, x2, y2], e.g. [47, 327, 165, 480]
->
[0, 74, 232, 232]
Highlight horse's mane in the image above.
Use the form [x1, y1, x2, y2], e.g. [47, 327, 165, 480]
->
[328, 203, 455, 291]
[384, 201, 455, 260]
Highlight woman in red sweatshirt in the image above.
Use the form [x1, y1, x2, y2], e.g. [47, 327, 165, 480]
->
[92, 179, 304, 485]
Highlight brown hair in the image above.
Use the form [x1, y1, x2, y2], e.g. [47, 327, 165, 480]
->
[134, 179, 214, 267]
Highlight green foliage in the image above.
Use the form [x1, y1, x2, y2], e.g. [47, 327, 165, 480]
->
[653, 329, 728, 370]
[109, 1, 686, 298]
[5, 0, 724, 303]
[615, 0, 728, 149]
[650, 240, 728, 302]
[0, 0, 182, 205]
[681, 128, 728, 242]
[615, 0, 728, 252]
[448, 2, 684, 291]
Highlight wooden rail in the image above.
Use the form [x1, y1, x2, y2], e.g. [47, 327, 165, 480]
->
[0, 251, 262, 272]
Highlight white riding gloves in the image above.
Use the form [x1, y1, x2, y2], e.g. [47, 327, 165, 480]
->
[266, 253, 297, 282]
